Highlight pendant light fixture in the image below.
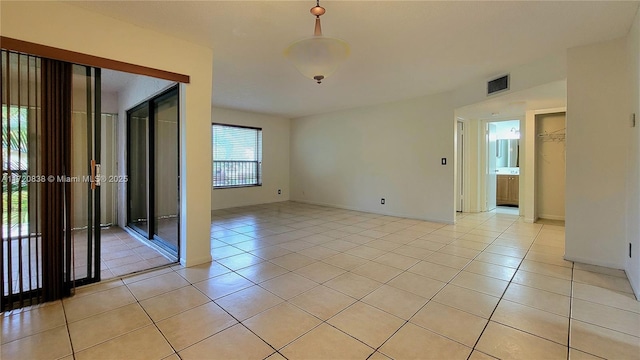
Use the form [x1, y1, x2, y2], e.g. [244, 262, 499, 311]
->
[284, 0, 350, 84]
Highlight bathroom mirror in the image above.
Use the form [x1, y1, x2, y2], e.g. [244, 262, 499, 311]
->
[496, 139, 519, 168]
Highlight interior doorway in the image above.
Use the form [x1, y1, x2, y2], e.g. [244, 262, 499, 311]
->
[485, 119, 521, 212]
[486, 122, 498, 211]
[534, 112, 566, 222]
[453, 81, 566, 219]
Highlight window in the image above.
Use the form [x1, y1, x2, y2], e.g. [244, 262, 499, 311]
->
[212, 124, 262, 188]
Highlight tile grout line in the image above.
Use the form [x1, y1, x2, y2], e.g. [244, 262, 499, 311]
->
[171, 264, 290, 360]
[31, 204, 596, 360]
[67, 271, 185, 359]
[131, 272, 184, 360]
[567, 261, 575, 360]
[125, 265, 287, 360]
[229, 257, 373, 359]
[362, 213, 526, 355]
[465, 218, 544, 359]
[60, 299, 77, 360]
[348, 212, 526, 358]
[208, 215, 449, 359]
[172, 211, 502, 355]
[64, 267, 187, 359]
[299, 221, 452, 359]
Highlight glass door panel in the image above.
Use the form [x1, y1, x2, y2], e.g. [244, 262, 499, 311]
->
[1, 51, 101, 310]
[126, 86, 178, 257]
[153, 89, 179, 251]
[1, 51, 41, 308]
[70, 64, 102, 285]
[127, 105, 149, 237]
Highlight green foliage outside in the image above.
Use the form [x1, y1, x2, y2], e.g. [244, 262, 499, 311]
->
[1, 105, 29, 233]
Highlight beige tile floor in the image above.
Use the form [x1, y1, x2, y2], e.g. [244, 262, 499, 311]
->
[2, 202, 639, 360]
[3, 226, 172, 300]
[90, 226, 174, 280]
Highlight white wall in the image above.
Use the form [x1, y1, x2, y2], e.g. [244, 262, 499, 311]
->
[1, 1, 214, 267]
[291, 92, 456, 223]
[566, 37, 631, 269]
[452, 52, 567, 109]
[211, 107, 290, 210]
[625, 9, 640, 297]
[102, 91, 119, 114]
[290, 52, 568, 223]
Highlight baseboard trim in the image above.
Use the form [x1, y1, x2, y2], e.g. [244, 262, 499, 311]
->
[564, 254, 624, 271]
[291, 199, 455, 225]
[624, 269, 640, 300]
[212, 197, 291, 211]
[538, 214, 565, 221]
[180, 254, 212, 268]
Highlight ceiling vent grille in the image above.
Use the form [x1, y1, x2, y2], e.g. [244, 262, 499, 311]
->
[487, 74, 509, 96]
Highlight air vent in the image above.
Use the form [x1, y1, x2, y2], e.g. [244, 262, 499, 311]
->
[487, 74, 509, 96]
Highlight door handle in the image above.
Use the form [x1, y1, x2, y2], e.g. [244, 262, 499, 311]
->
[90, 160, 101, 189]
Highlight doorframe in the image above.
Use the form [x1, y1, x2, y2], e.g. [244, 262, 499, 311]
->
[523, 107, 567, 223]
[455, 120, 465, 212]
[486, 122, 498, 212]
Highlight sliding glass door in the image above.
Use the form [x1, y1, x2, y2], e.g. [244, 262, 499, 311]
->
[1, 50, 102, 310]
[127, 87, 179, 256]
[70, 64, 102, 287]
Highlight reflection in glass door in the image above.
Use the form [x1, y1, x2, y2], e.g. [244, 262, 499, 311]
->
[153, 91, 179, 250]
[127, 87, 179, 256]
[127, 105, 149, 236]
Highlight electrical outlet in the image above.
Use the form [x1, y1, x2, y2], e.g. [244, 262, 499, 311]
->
[441, 158, 447, 165]
[381, 198, 385, 205]
[278, 189, 281, 195]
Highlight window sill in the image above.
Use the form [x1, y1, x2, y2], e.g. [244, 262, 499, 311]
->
[213, 184, 262, 190]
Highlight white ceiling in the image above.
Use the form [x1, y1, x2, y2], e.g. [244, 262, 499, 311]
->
[74, 1, 639, 118]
